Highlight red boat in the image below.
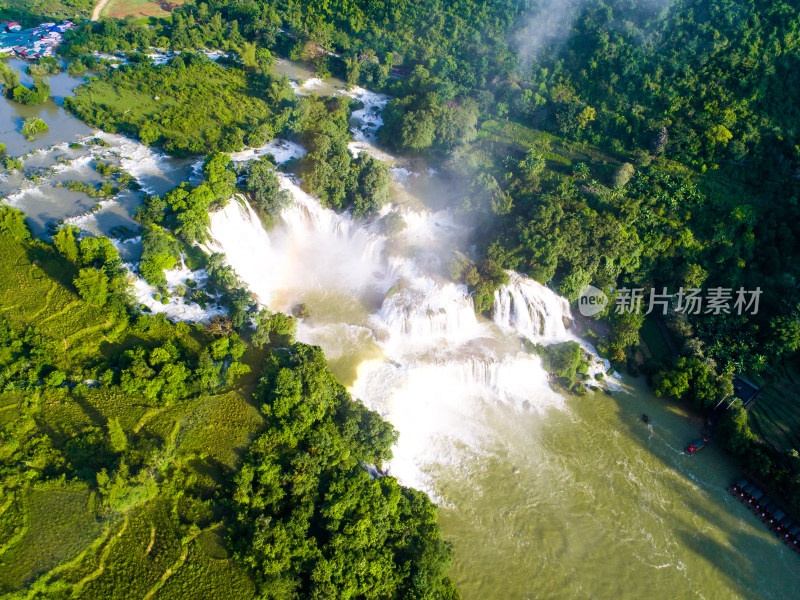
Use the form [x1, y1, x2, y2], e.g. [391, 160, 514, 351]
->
[685, 438, 708, 455]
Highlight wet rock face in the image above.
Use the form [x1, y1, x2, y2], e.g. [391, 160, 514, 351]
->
[293, 303, 311, 318]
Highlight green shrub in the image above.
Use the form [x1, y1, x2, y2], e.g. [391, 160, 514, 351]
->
[21, 118, 49, 141]
[538, 341, 583, 386]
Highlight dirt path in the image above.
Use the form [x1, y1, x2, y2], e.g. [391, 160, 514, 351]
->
[72, 517, 129, 594]
[92, 0, 112, 21]
[141, 529, 200, 600]
[145, 526, 156, 554]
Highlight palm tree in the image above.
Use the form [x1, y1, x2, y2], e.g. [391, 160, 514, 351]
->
[751, 354, 767, 373]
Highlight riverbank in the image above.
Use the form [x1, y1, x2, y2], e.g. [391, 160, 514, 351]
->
[730, 480, 800, 553]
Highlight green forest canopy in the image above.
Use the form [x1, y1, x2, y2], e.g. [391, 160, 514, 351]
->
[0, 207, 458, 598]
[48, 0, 800, 518]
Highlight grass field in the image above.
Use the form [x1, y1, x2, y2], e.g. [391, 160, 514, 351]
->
[59, 497, 257, 599]
[0, 482, 101, 593]
[153, 527, 256, 600]
[0, 0, 93, 21]
[473, 118, 738, 203]
[0, 225, 267, 597]
[101, 0, 185, 19]
[475, 119, 622, 185]
[0, 234, 124, 368]
[66, 61, 279, 156]
[0, 489, 25, 552]
[639, 316, 674, 365]
[77, 497, 183, 599]
[748, 366, 800, 452]
[167, 389, 264, 469]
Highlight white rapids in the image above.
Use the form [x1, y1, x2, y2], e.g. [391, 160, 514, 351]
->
[205, 169, 584, 492]
[199, 80, 611, 492]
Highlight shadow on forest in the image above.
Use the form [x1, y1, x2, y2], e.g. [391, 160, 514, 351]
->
[26, 243, 78, 291]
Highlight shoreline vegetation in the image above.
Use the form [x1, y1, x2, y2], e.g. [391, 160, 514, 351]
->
[0, 204, 459, 598]
[0, 0, 799, 594]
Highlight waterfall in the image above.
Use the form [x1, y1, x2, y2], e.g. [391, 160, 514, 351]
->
[350, 353, 564, 491]
[228, 139, 306, 165]
[343, 87, 396, 161]
[204, 175, 583, 491]
[345, 87, 389, 143]
[1, 131, 201, 238]
[205, 197, 277, 305]
[492, 272, 621, 388]
[493, 272, 573, 343]
[206, 179, 394, 311]
[374, 278, 484, 351]
[94, 131, 193, 195]
[199, 84, 602, 494]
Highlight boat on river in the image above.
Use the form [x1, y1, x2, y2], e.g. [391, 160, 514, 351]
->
[685, 438, 708, 455]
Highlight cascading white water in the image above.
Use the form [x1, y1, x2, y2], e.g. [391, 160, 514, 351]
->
[374, 279, 486, 352]
[347, 87, 387, 140]
[493, 272, 620, 385]
[206, 180, 392, 309]
[95, 131, 194, 195]
[1, 129, 197, 238]
[204, 198, 276, 304]
[199, 77, 598, 492]
[228, 139, 306, 165]
[349, 353, 565, 491]
[343, 87, 397, 161]
[493, 272, 572, 342]
[129, 266, 226, 323]
[205, 168, 583, 490]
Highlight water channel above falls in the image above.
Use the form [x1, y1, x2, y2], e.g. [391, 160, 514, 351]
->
[1, 57, 798, 599]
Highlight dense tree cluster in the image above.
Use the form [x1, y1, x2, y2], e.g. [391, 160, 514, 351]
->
[52, 224, 132, 314]
[379, 66, 479, 154]
[533, 341, 590, 392]
[206, 252, 258, 330]
[64, 56, 293, 156]
[136, 153, 237, 287]
[0, 50, 50, 105]
[525, 1, 800, 169]
[348, 152, 390, 217]
[230, 344, 459, 599]
[20, 117, 49, 140]
[251, 307, 297, 348]
[244, 157, 293, 228]
[296, 95, 390, 216]
[295, 96, 354, 208]
[0, 60, 50, 112]
[0, 317, 67, 393]
[10, 79, 50, 106]
[654, 357, 734, 412]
